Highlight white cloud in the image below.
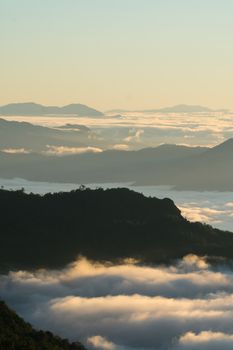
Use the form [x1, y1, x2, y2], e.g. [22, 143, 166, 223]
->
[88, 336, 117, 350]
[2, 147, 30, 154]
[176, 331, 233, 350]
[3, 111, 233, 150]
[180, 206, 225, 224]
[124, 129, 144, 143]
[112, 144, 129, 151]
[225, 202, 233, 208]
[3, 256, 233, 349]
[45, 145, 103, 155]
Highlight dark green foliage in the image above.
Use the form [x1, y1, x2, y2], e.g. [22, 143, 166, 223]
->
[0, 187, 233, 271]
[0, 301, 85, 350]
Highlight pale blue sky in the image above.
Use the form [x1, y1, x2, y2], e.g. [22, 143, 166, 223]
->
[1, 0, 233, 109]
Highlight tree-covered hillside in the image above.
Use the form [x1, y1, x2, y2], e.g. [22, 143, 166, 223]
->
[0, 301, 85, 350]
[1, 187, 233, 272]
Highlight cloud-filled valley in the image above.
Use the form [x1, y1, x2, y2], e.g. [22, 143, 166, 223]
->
[2, 0, 233, 347]
[3, 110, 233, 150]
[2, 111, 233, 191]
[2, 256, 233, 350]
[1, 108, 233, 349]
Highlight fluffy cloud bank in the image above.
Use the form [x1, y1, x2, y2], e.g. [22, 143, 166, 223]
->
[176, 331, 233, 350]
[45, 145, 103, 155]
[2, 147, 30, 154]
[5, 110, 233, 148]
[1, 256, 233, 350]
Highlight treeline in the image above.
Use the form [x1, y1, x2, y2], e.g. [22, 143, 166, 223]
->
[0, 187, 233, 271]
[0, 301, 85, 350]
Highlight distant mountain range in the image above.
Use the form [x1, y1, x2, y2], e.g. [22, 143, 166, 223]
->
[0, 187, 233, 272]
[0, 103, 227, 116]
[0, 102, 104, 116]
[1, 138, 233, 190]
[108, 104, 228, 114]
[0, 142, 208, 186]
[0, 301, 85, 350]
[1, 117, 233, 190]
[144, 104, 212, 113]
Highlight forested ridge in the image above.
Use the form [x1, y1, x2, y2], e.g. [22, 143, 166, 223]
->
[0, 187, 233, 272]
[0, 301, 85, 350]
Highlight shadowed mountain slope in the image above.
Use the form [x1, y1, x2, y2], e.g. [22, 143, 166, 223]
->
[0, 301, 85, 350]
[142, 138, 233, 190]
[0, 143, 207, 183]
[1, 130, 233, 189]
[0, 188, 233, 272]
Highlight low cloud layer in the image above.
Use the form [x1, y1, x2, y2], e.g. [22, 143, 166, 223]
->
[2, 256, 233, 349]
[45, 145, 103, 155]
[176, 331, 233, 350]
[2, 147, 30, 154]
[4, 110, 233, 149]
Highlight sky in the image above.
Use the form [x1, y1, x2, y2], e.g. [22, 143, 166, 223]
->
[1, 0, 233, 110]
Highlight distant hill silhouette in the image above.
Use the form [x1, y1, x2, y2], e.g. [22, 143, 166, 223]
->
[145, 104, 212, 113]
[170, 138, 233, 190]
[133, 138, 233, 190]
[0, 118, 91, 151]
[107, 104, 221, 114]
[130, 138, 233, 191]
[0, 187, 233, 272]
[0, 102, 104, 116]
[0, 300, 85, 350]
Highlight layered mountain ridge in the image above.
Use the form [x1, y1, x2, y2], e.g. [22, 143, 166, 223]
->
[1, 136, 233, 190]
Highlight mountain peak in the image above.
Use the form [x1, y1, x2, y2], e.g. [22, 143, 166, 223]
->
[158, 104, 212, 113]
[211, 138, 233, 152]
[0, 102, 104, 117]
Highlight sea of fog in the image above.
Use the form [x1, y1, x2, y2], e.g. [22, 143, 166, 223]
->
[2, 113, 233, 349]
[2, 255, 233, 350]
[1, 177, 233, 232]
[2, 177, 233, 349]
[4, 111, 233, 148]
